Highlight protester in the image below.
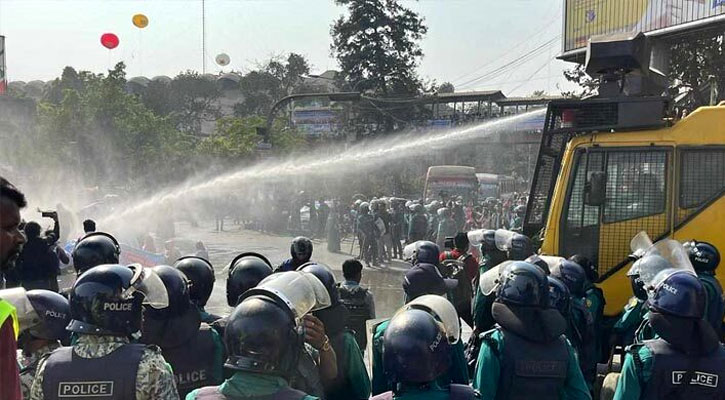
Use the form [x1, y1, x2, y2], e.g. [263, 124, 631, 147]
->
[16, 220, 61, 291]
[337, 259, 375, 350]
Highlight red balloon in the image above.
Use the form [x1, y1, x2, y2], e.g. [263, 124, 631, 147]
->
[100, 33, 119, 50]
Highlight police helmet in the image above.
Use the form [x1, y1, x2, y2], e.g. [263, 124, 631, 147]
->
[71, 232, 120, 275]
[525, 255, 551, 275]
[382, 309, 451, 385]
[496, 261, 549, 308]
[550, 260, 588, 298]
[547, 277, 571, 317]
[224, 295, 302, 377]
[174, 256, 215, 307]
[480, 229, 497, 252]
[649, 270, 705, 319]
[25, 290, 71, 341]
[298, 262, 339, 306]
[226, 252, 273, 307]
[508, 233, 534, 261]
[146, 265, 191, 319]
[412, 241, 440, 265]
[684, 240, 720, 273]
[290, 237, 313, 263]
[359, 202, 370, 214]
[569, 254, 598, 282]
[67, 264, 168, 336]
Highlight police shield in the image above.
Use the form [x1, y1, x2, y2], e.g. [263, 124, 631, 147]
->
[0, 287, 40, 333]
[478, 260, 515, 296]
[365, 317, 389, 377]
[641, 239, 696, 290]
[124, 264, 169, 309]
[397, 294, 460, 344]
[245, 271, 332, 321]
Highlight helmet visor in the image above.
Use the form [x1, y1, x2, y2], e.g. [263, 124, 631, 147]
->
[126, 264, 169, 309]
[479, 260, 515, 296]
[0, 287, 40, 332]
[539, 256, 565, 271]
[639, 240, 695, 288]
[494, 229, 515, 252]
[629, 231, 654, 260]
[403, 242, 418, 263]
[255, 271, 332, 321]
[399, 294, 460, 344]
[467, 229, 485, 245]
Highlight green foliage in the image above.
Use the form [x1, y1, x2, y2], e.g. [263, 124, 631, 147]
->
[197, 116, 260, 158]
[561, 64, 598, 98]
[437, 82, 455, 94]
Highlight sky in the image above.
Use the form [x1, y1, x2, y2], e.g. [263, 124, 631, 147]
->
[0, 0, 579, 97]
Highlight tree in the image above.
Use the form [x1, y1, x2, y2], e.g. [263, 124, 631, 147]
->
[561, 64, 598, 98]
[197, 116, 259, 159]
[168, 71, 221, 135]
[331, 0, 427, 96]
[437, 82, 455, 94]
[669, 33, 725, 105]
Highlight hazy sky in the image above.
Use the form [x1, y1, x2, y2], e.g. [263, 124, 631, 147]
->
[0, 0, 578, 96]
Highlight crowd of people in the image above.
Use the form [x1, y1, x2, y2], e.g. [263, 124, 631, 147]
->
[1, 176, 725, 400]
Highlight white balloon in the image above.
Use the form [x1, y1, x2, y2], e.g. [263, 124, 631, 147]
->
[215, 53, 230, 66]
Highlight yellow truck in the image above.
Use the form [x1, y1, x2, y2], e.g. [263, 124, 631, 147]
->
[523, 33, 725, 316]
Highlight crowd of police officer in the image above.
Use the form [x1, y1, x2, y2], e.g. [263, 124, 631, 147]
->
[1, 176, 725, 400]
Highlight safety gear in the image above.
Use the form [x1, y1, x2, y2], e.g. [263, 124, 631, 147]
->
[298, 262, 339, 306]
[403, 263, 457, 301]
[174, 256, 215, 307]
[383, 309, 451, 385]
[547, 276, 571, 317]
[337, 283, 371, 349]
[67, 264, 169, 336]
[649, 270, 705, 319]
[684, 240, 720, 273]
[241, 271, 331, 321]
[550, 260, 588, 298]
[161, 324, 218, 398]
[396, 294, 460, 344]
[359, 202, 371, 214]
[494, 229, 533, 260]
[226, 252, 273, 307]
[635, 239, 695, 289]
[146, 265, 190, 319]
[496, 261, 549, 308]
[290, 237, 313, 263]
[0, 287, 39, 334]
[224, 296, 302, 377]
[192, 386, 307, 400]
[468, 229, 497, 253]
[42, 344, 145, 400]
[403, 240, 440, 265]
[637, 338, 725, 399]
[525, 255, 563, 275]
[25, 290, 70, 341]
[568, 254, 598, 282]
[478, 260, 515, 296]
[71, 232, 120, 275]
[630, 231, 654, 260]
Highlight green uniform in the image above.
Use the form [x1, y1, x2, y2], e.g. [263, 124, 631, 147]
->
[612, 344, 653, 400]
[584, 285, 605, 361]
[613, 297, 647, 347]
[473, 329, 591, 400]
[328, 332, 371, 400]
[472, 257, 498, 332]
[371, 320, 469, 395]
[634, 313, 657, 344]
[385, 381, 456, 400]
[186, 371, 318, 400]
[18, 342, 60, 399]
[30, 334, 180, 400]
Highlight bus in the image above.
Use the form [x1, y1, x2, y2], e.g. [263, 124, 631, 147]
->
[423, 166, 478, 202]
[476, 173, 517, 200]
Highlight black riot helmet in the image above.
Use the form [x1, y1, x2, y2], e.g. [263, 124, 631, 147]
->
[382, 309, 451, 385]
[24, 290, 71, 342]
[174, 256, 215, 307]
[71, 232, 120, 275]
[298, 262, 339, 306]
[550, 260, 588, 298]
[226, 252, 273, 307]
[684, 240, 720, 273]
[67, 264, 168, 336]
[480, 229, 497, 253]
[224, 295, 302, 378]
[146, 265, 191, 319]
[496, 261, 549, 308]
[413, 241, 440, 265]
[547, 277, 571, 317]
[627, 258, 648, 301]
[569, 254, 599, 283]
[508, 233, 534, 261]
[290, 237, 313, 263]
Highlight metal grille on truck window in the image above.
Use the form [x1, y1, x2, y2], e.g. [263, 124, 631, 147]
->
[677, 149, 725, 225]
[598, 150, 669, 277]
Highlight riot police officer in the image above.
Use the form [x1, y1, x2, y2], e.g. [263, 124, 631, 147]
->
[551, 260, 597, 386]
[299, 262, 371, 400]
[372, 309, 479, 400]
[70, 232, 120, 275]
[277, 237, 314, 272]
[473, 262, 591, 399]
[141, 265, 224, 399]
[3, 289, 71, 399]
[613, 270, 725, 399]
[569, 254, 606, 362]
[174, 255, 220, 323]
[29, 263, 179, 400]
[612, 258, 649, 348]
[408, 204, 428, 243]
[225, 252, 273, 307]
[683, 240, 724, 337]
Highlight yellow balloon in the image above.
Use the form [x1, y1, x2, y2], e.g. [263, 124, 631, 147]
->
[132, 14, 149, 29]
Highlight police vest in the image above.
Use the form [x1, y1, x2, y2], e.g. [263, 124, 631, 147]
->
[337, 284, 370, 349]
[491, 328, 569, 400]
[162, 323, 218, 399]
[699, 274, 725, 337]
[569, 300, 596, 380]
[639, 338, 725, 400]
[370, 384, 477, 400]
[42, 344, 145, 400]
[193, 385, 307, 400]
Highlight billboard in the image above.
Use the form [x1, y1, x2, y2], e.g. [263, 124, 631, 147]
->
[0, 36, 5, 94]
[564, 0, 725, 53]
